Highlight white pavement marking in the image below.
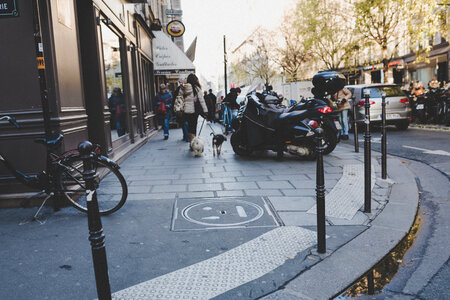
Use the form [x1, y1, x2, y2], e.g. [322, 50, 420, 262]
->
[112, 226, 317, 300]
[403, 145, 450, 156]
[307, 165, 376, 220]
[236, 205, 247, 217]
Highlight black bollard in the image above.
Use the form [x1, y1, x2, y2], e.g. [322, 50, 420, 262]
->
[367, 269, 375, 295]
[381, 92, 387, 179]
[352, 97, 359, 153]
[363, 89, 371, 213]
[315, 128, 326, 254]
[78, 141, 112, 300]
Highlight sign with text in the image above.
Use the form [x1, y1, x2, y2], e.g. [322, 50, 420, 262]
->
[0, 0, 18, 17]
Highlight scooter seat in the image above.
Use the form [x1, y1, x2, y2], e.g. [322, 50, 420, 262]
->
[34, 134, 64, 148]
[278, 110, 308, 123]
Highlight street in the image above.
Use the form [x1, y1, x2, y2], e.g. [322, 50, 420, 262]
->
[341, 125, 450, 299]
[341, 126, 450, 176]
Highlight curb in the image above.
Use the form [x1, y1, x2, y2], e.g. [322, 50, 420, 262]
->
[409, 124, 449, 131]
[263, 156, 419, 299]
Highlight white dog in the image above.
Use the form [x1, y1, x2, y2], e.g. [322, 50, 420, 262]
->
[190, 136, 204, 157]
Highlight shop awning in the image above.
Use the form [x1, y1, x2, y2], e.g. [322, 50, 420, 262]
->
[152, 30, 195, 75]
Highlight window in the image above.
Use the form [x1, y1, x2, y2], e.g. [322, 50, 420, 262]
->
[101, 21, 128, 141]
[362, 86, 404, 98]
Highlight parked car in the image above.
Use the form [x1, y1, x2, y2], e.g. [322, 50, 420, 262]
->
[346, 84, 412, 130]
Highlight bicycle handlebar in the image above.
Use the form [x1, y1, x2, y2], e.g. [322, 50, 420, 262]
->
[0, 116, 21, 128]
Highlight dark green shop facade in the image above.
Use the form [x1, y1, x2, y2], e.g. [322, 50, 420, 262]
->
[0, 0, 158, 203]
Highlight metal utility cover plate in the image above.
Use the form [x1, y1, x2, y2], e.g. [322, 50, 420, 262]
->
[171, 197, 281, 231]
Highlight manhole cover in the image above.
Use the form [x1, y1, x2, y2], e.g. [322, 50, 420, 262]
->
[171, 197, 281, 231]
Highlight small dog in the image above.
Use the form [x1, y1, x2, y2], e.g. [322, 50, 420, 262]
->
[211, 133, 227, 156]
[190, 136, 204, 157]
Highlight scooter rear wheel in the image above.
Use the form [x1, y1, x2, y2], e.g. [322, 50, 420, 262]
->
[231, 129, 253, 156]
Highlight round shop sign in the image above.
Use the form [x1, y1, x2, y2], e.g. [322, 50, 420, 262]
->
[166, 20, 185, 37]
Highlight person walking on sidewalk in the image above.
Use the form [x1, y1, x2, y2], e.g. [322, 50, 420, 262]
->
[155, 83, 173, 140]
[173, 80, 190, 142]
[181, 73, 208, 145]
[332, 87, 352, 140]
[206, 89, 217, 122]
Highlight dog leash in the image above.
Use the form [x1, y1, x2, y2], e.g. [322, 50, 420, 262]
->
[207, 123, 217, 135]
[197, 117, 206, 136]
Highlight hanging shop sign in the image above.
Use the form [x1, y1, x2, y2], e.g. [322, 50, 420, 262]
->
[166, 20, 185, 37]
[166, 9, 183, 16]
[0, 0, 18, 17]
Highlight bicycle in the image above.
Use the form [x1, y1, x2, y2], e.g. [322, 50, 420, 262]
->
[0, 115, 128, 218]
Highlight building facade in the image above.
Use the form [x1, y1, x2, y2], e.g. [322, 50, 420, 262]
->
[0, 0, 162, 203]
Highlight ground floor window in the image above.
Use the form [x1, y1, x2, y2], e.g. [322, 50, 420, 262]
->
[101, 21, 128, 141]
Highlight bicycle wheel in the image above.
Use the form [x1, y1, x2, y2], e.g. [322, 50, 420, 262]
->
[58, 156, 127, 215]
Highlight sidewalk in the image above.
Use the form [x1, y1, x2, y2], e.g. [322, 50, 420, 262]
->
[0, 124, 419, 300]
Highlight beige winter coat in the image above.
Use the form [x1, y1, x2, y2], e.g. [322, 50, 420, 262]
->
[181, 83, 208, 114]
[332, 87, 352, 111]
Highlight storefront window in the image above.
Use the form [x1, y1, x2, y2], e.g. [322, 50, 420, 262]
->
[101, 22, 127, 141]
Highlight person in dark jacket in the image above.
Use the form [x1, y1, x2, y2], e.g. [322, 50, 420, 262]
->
[207, 89, 217, 122]
[223, 87, 241, 122]
[108, 87, 127, 137]
[155, 83, 173, 140]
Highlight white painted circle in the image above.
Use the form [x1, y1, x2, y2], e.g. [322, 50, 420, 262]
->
[182, 199, 264, 227]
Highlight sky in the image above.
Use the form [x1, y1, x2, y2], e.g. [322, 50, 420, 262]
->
[182, 0, 296, 89]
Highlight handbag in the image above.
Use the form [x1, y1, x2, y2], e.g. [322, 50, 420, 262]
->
[157, 102, 167, 115]
[194, 95, 203, 114]
[174, 95, 185, 117]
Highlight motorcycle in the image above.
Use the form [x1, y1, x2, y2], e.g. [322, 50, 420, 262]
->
[230, 93, 321, 160]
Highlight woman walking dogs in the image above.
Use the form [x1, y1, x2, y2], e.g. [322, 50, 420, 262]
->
[181, 74, 208, 148]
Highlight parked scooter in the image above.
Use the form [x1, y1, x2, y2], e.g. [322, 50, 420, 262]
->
[230, 92, 319, 159]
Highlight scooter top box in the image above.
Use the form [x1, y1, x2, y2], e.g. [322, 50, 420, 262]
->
[312, 71, 346, 97]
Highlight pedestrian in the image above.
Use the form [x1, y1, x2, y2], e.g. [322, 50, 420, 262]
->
[332, 86, 352, 140]
[204, 91, 213, 121]
[108, 87, 127, 137]
[428, 76, 440, 89]
[181, 73, 208, 146]
[173, 79, 189, 142]
[155, 83, 173, 140]
[224, 87, 241, 121]
[207, 89, 217, 122]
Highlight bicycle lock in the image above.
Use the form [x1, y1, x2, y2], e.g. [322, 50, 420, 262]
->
[315, 128, 326, 253]
[78, 141, 112, 300]
[363, 89, 372, 213]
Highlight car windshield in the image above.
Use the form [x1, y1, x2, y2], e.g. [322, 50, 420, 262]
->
[362, 86, 404, 98]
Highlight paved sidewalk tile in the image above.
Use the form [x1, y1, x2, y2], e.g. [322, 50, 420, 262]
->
[152, 184, 187, 193]
[188, 183, 222, 192]
[224, 182, 258, 190]
[256, 181, 294, 189]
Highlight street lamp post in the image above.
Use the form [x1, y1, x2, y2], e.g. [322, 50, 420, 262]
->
[224, 35, 228, 96]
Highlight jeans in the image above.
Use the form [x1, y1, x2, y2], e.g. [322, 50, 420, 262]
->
[339, 109, 349, 135]
[163, 111, 172, 137]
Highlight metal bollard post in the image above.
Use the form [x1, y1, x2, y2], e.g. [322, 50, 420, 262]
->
[381, 92, 387, 179]
[363, 89, 371, 213]
[78, 141, 112, 300]
[315, 128, 326, 254]
[367, 269, 375, 295]
[352, 97, 359, 153]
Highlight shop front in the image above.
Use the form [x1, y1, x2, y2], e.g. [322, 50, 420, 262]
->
[0, 0, 157, 202]
[405, 45, 449, 87]
[152, 30, 195, 94]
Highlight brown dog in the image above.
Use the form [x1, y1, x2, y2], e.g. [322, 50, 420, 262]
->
[211, 133, 227, 156]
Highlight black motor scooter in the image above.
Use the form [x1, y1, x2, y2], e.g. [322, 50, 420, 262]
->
[230, 93, 330, 160]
